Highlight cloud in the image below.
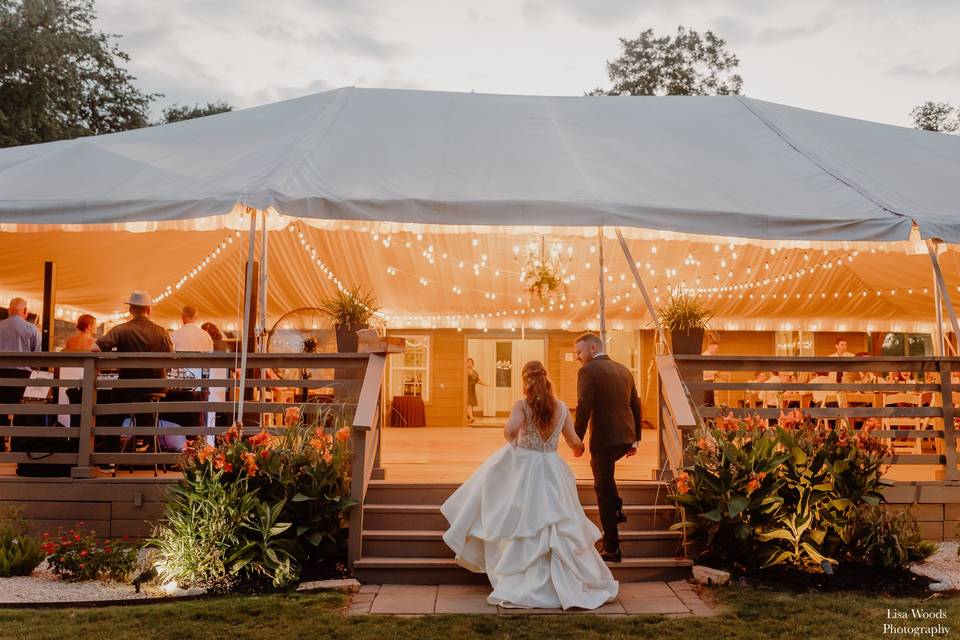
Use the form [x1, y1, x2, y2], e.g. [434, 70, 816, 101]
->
[710, 12, 833, 46]
[522, 0, 665, 27]
[887, 62, 960, 79]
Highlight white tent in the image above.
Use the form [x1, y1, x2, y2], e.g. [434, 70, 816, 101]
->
[0, 88, 957, 334]
[1, 87, 959, 241]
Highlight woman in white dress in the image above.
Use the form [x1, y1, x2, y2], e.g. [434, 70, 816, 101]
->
[441, 360, 619, 610]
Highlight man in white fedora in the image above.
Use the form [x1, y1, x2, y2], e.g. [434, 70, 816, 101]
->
[97, 291, 174, 392]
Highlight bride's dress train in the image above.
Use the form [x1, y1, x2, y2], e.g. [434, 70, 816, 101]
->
[441, 401, 618, 609]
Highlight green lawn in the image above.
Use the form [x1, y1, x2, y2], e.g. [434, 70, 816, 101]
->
[0, 587, 956, 640]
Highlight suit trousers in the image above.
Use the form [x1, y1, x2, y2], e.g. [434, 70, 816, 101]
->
[590, 442, 635, 553]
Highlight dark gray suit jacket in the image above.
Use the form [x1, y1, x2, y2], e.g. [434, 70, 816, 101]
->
[574, 355, 642, 452]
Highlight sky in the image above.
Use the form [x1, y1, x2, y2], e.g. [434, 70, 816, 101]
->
[94, 0, 960, 128]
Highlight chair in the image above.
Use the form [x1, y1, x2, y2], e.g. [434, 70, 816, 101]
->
[115, 392, 165, 477]
[882, 392, 928, 456]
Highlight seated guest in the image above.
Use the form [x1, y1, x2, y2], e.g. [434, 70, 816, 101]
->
[171, 305, 214, 353]
[809, 371, 836, 406]
[201, 322, 230, 352]
[63, 314, 99, 352]
[900, 371, 917, 384]
[886, 371, 904, 383]
[0, 298, 40, 437]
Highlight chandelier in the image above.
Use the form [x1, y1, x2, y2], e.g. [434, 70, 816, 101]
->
[515, 236, 570, 303]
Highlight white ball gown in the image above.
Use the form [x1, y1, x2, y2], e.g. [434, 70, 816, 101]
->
[441, 400, 619, 609]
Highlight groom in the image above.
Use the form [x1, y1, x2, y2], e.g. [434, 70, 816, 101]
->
[573, 333, 642, 563]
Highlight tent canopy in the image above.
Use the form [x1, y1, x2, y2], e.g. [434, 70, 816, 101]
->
[1, 88, 959, 242]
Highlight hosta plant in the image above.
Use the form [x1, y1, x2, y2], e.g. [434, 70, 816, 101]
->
[671, 411, 892, 570]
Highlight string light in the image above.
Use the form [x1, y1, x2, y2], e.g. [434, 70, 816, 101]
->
[151, 232, 238, 305]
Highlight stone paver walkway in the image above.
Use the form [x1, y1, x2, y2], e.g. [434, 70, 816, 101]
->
[348, 581, 714, 617]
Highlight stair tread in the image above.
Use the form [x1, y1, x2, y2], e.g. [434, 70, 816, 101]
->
[369, 480, 670, 489]
[364, 503, 676, 512]
[354, 556, 693, 568]
[362, 529, 682, 539]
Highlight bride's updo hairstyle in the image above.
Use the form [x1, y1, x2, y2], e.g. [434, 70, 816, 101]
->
[522, 360, 556, 431]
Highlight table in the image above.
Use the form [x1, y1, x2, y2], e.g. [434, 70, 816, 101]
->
[391, 395, 426, 428]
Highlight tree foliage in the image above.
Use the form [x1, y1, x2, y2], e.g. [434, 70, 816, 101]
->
[0, 0, 157, 147]
[162, 101, 233, 125]
[910, 101, 958, 133]
[591, 26, 743, 96]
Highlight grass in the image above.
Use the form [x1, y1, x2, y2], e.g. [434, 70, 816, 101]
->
[0, 587, 956, 640]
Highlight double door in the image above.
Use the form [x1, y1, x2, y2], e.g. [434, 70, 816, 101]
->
[466, 338, 546, 417]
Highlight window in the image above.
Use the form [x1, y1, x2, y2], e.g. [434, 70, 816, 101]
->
[877, 333, 933, 357]
[389, 335, 431, 401]
[775, 331, 815, 356]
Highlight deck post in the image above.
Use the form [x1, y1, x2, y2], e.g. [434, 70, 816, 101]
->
[927, 240, 960, 351]
[236, 208, 259, 424]
[40, 261, 56, 352]
[939, 360, 959, 481]
[70, 356, 96, 478]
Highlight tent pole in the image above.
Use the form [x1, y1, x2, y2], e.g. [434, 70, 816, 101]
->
[237, 207, 259, 425]
[615, 228, 669, 353]
[926, 239, 960, 355]
[934, 266, 945, 357]
[258, 209, 269, 352]
[598, 226, 606, 345]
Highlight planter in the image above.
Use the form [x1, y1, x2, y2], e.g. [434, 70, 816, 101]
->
[670, 328, 705, 355]
[335, 322, 370, 353]
[335, 323, 369, 380]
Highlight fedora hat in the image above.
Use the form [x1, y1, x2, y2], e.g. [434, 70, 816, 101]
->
[125, 290, 153, 307]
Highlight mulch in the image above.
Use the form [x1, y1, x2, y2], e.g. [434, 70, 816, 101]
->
[716, 562, 941, 598]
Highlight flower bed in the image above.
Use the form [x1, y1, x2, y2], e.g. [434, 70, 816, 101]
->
[671, 411, 932, 572]
[148, 406, 355, 592]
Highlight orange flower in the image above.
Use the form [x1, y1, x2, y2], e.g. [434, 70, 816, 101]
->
[720, 412, 740, 432]
[777, 409, 804, 430]
[196, 445, 215, 464]
[746, 473, 763, 494]
[284, 407, 302, 427]
[222, 422, 242, 443]
[241, 452, 259, 477]
[247, 430, 271, 447]
[675, 471, 690, 495]
[309, 437, 325, 451]
[335, 427, 351, 442]
[322, 451, 333, 464]
[696, 437, 711, 451]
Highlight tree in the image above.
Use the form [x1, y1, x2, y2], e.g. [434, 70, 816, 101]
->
[161, 101, 233, 125]
[590, 26, 743, 96]
[910, 101, 958, 133]
[0, 0, 157, 148]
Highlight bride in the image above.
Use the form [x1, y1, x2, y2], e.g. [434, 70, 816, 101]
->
[441, 360, 619, 609]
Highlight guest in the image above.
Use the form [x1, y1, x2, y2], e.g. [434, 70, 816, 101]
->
[886, 371, 904, 383]
[0, 298, 40, 438]
[829, 337, 855, 383]
[900, 371, 917, 384]
[809, 371, 836, 406]
[96, 291, 174, 393]
[201, 322, 231, 352]
[466, 358, 488, 425]
[171, 305, 213, 353]
[63, 314, 99, 352]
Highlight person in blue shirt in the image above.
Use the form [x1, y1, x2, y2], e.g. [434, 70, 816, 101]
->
[0, 297, 41, 435]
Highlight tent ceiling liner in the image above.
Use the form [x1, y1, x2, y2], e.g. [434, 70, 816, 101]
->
[0, 88, 959, 242]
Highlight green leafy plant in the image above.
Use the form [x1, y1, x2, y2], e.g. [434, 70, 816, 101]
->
[0, 505, 44, 577]
[847, 504, 934, 570]
[149, 406, 356, 592]
[42, 524, 137, 582]
[656, 288, 713, 335]
[318, 286, 380, 328]
[671, 411, 892, 570]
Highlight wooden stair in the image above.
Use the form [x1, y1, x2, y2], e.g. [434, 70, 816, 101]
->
[352, 480, 692, 584]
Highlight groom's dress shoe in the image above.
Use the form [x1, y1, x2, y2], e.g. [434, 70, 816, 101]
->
[616, 509, 628, 524]
[600, 549, 622, 563]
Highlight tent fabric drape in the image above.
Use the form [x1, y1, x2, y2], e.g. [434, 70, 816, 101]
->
[0, 88, 958, 242]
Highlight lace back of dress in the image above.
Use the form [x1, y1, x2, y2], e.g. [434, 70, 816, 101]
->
[516, 401, 565, 452]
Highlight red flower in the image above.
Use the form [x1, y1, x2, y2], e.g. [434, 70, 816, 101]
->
[104, 547, 112, 554]
[79, 549, 89, 558]
[248, 430, 271, 447]
[675, 471, 690, 495]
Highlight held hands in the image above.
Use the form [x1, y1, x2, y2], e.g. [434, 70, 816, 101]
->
[572, 442, 585, 457]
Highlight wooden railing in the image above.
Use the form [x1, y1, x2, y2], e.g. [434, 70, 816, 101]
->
[654, 355, 700, 478]
[0, 352, 379, 478]
[661, 355, 960, 481]
[347, 354, 386, 568]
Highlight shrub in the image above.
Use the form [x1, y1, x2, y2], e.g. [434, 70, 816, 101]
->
[42, 524, 137, 581]
[671, 411, 891, 570]
[149, 406, 355, 591]
[0, 505, 44, 577]
[846, 505, 934, 570]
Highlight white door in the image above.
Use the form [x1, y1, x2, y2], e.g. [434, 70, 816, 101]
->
[467, 338, 546, 418]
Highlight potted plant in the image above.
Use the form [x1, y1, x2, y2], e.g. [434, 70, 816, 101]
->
[319, 286, 380, 353]
[656, 288, 713, 355]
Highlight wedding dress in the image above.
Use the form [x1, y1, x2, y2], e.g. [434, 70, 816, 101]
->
[441, 400, 619, 609]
